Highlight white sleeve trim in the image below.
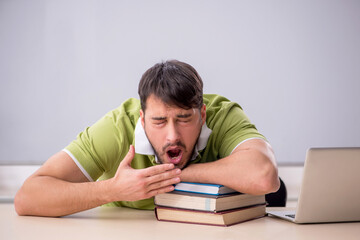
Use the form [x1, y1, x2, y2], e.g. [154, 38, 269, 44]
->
[62, 149, 94, 182]
[230, 137, 266, 154]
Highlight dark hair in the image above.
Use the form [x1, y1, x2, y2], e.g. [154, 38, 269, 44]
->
[138, 60, 203, 111]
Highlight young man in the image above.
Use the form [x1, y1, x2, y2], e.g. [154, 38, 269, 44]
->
[15, 60, 280, 217]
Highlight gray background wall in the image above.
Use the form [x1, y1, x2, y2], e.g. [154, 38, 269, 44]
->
[1, 0, 359, 165]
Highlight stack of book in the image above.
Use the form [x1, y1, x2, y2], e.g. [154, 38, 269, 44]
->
[154, 182, 266, 227]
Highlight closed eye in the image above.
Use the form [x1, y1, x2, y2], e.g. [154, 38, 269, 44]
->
[153, 121, 166, 126]
[177, 118, 193, 125]
[179, 119, 190, 123]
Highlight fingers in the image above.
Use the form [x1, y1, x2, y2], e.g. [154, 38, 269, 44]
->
[120, 145, 135, 167]
[146, 167, 181, 185]
[141, 162, 176, 177]
[147, 174, 181, 192]
[142, 167, 181, 195]
[142, 175, 181, 198]
[115, 145, 181, 200]
[147, 184, 176, 197]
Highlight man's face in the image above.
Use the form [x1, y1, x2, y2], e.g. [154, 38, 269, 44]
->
[140, 94, 206, 169]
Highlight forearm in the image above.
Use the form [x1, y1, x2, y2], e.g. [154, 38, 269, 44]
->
[15, 176, 111, 217]
[180, 144, 280, 195]
[15, 146, 181, 217]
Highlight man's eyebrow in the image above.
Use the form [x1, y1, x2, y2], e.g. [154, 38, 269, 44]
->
[150, 113, 192, 120]
[151, 116, 167, 121]
[176, 113, 192, 118]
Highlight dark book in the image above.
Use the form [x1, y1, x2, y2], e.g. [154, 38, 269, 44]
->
[155, 204, 266, 227]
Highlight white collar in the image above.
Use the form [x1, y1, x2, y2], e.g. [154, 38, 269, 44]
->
[134, 119, 212, 163]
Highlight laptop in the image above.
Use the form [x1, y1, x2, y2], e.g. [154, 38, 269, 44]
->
[267, 147, 360, 223]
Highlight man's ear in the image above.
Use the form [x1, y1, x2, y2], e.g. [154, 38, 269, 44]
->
[140, 109, 145, 128]
[201, 104, 206, 125]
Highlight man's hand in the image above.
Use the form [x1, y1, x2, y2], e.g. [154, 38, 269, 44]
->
[107, 145, 181, 202]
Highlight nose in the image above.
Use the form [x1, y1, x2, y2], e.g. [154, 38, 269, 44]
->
[166, 121, 180, 143]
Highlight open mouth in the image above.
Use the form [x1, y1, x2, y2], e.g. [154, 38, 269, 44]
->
[166, 148, 183, 164]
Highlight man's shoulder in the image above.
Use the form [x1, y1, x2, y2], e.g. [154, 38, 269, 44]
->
[119, 98, 141, 114]
[203, 94, 251, 136]
[103, 98, 141, 130]
[203, 94, 241, 109]
[203, 94, 242, 120]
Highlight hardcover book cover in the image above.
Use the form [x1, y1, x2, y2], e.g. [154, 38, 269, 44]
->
[155, 204, 266, 227]
[174, 182, 237, 195]
[155, 191, 266, 212]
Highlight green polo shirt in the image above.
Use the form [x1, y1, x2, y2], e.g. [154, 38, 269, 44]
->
[64, 94, 266, 209]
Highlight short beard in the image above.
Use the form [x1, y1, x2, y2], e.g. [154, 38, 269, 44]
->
[144, 131, 201, 170]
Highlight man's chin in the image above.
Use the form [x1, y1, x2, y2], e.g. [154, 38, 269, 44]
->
[158, 156, 189, 169]
[168, 154, 182, 165]
[174, 157, 191, 170]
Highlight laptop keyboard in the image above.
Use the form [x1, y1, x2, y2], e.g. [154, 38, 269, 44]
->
[286, 214, 296, 219]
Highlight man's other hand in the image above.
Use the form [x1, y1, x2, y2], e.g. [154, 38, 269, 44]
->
[107, 145, 181, 202]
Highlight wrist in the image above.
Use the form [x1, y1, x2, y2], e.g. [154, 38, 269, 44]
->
[180, 163, 199, 182]
[96, 179, 116, 204]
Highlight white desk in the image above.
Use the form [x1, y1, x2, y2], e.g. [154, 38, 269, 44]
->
[1, 203, 359, 240]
